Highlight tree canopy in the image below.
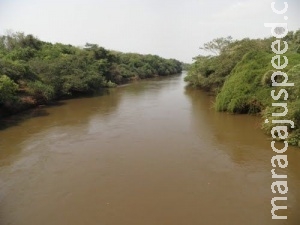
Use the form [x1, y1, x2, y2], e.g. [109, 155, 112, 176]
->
[0, 32, 182, 115]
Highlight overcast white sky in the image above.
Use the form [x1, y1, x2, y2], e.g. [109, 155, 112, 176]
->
[0, 0, 299, 62]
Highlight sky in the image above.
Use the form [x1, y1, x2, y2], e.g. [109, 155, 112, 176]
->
[0, 0, 299, 63]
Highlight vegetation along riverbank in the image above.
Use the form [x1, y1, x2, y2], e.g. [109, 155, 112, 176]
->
[0, 32, 182, 118]
[185, 30, 300, 146]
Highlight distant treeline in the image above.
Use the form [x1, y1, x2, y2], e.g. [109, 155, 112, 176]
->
[0, 32, 182, 116]
[185, 30, 300, 146]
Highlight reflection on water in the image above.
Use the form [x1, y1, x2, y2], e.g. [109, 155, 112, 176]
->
[0, 73, 299, 225]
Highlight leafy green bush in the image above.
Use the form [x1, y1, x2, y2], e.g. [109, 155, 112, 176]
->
[27, 81, 55, 102]
[0, 75, 18, 103]
[215, 51, 273, 113]
[185, 38, 273, 92]
[104, 81, 117, 88]
[215, 51, 300, 114]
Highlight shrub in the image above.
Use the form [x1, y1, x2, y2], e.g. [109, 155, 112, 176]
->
[27, 80, 55, 103]
[0, 75, 18, 103]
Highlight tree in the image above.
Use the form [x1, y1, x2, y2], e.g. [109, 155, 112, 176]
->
[200, 36, 233, 55]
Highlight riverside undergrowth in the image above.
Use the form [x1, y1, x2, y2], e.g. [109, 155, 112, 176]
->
[185, 30, 300, 146]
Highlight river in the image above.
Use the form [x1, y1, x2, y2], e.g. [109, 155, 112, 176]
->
[0, 72, 299, 225]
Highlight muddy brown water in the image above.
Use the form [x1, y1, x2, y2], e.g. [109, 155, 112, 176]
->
[0, 73, 299, 225]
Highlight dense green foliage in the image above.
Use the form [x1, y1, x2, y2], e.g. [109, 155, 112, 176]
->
[262, 64, 300, 146]
[0, 32, 182, 115]
[185, 30, 300, 146]
[181, 63, 191, 71]
[185, 36, 273, 92]
[0, 75, 18, 103]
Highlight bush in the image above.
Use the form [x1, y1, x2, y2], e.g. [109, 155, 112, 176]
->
[215, 51, 273, 113]
[105, 80, 117, 88]
[0, 75, 18, 103]
[27, 81, 55, 103]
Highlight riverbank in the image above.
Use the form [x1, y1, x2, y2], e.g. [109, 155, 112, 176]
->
[0, 32, 182, 119]
[185, 31, 300, 146]
[0, 74, 182, 119]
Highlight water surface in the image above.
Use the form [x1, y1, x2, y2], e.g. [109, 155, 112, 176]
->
[0, 73, 299, 225]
